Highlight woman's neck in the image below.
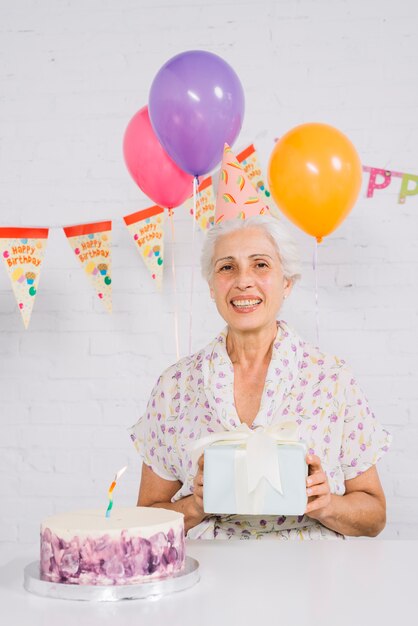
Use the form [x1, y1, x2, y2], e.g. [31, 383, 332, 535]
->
[226, 321, 279, 369]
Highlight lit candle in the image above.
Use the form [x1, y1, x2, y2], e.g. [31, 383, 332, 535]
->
[105, 465, 127, 518]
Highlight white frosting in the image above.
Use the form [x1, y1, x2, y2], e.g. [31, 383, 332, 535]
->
[41, 506, 184, 541]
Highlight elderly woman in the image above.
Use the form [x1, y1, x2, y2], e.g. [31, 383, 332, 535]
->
[131, 215, 392, 540]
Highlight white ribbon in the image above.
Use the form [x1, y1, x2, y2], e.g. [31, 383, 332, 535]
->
[190, 421, 305, 514]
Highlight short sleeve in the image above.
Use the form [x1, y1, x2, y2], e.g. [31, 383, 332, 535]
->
[339, 369, 393, 481]
[128, 375, 179, 482]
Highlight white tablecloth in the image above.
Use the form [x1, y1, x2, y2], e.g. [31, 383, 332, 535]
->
[0, 539, 414, 626]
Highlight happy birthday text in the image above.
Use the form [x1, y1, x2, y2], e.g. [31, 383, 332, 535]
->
[6, 245, 41, 267]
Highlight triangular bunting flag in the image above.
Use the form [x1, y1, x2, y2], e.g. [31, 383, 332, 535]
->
[236, 144, 281, 219]
[236, 144, 271, 202]
[0, 227, 49, 329]
[215, 144, 269, 223]
[123, 206, 164, 290]
[184, 176, 216, 231]
[63, 221, 112, 312]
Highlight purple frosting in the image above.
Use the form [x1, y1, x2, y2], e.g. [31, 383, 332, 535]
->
[40, 526, 185, 585]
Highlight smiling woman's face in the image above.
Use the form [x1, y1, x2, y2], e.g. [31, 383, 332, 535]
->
[209, 227, 292, 333]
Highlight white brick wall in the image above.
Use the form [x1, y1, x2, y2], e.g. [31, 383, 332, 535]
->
[1, 0, 417, 557]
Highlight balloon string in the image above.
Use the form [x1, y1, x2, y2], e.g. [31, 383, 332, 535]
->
[313, 238, 320, 346]
[168, 208, 180, 361]
[188, 176, 199, 355]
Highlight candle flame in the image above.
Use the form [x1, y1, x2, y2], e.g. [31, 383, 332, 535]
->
[115, 465, 128, 482]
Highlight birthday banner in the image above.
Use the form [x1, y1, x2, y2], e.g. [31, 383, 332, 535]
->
[63, 221, 112, 313]
[0, 227, 49, 328]
[363, 165, 418, 204]
[123, 205, 165, 290]
[1, 143, 418, 329]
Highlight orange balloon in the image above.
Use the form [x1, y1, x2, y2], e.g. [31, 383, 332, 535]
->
[268, 123, 362, 242]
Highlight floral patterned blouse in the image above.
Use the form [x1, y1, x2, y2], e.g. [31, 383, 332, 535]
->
[130, 320, 392, 541]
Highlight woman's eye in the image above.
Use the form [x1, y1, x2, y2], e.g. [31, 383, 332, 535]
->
[219, 264, 233, 272]
[256, 261, 269, 268]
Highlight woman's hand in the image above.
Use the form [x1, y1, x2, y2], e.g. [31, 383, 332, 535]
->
[304, 454, 332, 521]
[191, 454, 206, 521]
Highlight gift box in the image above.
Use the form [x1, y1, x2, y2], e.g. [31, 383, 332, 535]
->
[195, 423, 308, 516]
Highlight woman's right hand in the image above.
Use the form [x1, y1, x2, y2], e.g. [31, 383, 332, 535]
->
[190, 454, 206, 522]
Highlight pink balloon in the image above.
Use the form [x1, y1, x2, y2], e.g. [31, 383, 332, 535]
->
[123, 106, 193, 208]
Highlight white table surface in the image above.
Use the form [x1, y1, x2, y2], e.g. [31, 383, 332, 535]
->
[0, 539, 414, 626]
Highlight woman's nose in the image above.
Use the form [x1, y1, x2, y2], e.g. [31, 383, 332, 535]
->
[235, 268, 255, 290]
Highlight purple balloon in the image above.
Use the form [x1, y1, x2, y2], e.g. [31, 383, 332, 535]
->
[149, 50, 245, 177]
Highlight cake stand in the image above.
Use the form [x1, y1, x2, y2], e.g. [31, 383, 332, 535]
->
[23, 556, 200, 602]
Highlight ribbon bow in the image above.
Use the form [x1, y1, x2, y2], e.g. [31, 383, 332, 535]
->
[190, 421, 303, 513]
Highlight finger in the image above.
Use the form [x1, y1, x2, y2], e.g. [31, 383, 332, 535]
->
[305, 495, 330, 514]
[306, 454, 322, 472]
[306, 470, 327, 487]
[198, 454, 204, 470]
[306, 482, 330, 498]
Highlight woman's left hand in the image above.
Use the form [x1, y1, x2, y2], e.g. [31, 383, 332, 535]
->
[304, 454, 332, 521]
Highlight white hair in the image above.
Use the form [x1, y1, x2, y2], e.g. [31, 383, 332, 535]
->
[200, 215, 302, 284]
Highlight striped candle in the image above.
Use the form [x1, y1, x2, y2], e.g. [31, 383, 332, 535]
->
[105, 466, 127, 518]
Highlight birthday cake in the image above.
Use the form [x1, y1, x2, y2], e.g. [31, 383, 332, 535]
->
[40, 507, 185, 586]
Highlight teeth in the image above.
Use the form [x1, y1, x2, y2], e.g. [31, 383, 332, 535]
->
[232, 299, 261, 307]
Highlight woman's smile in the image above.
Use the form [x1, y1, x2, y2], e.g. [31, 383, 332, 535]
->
[230, 295, 263, 313]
